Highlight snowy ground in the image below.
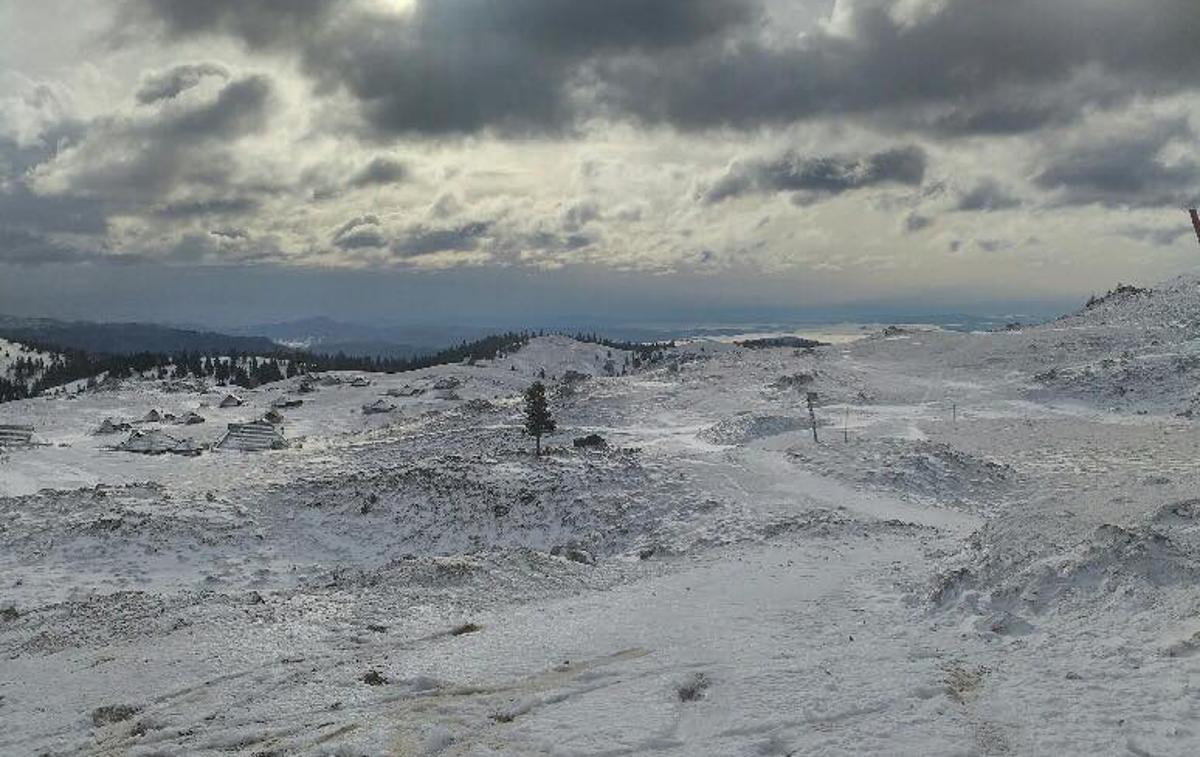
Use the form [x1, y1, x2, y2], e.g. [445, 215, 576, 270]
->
[4, 296, 1200, 755]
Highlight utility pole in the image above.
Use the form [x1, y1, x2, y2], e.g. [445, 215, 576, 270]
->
[806, 391, 819, 444]
[843, 405, 850, 443]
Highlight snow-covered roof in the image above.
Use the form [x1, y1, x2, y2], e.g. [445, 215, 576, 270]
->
[0, 423, 34, 447]
[216, 421, 287, 452]
[117, 429, 186, 455]
[362, 399, 397, 414]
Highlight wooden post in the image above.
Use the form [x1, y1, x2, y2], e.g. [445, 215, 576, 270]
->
[806, 391, 819, 444]
[843, 405, 849, 443]
[952, 402, 957, 425]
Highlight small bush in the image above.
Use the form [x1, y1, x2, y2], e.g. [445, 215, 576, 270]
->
[91, 704, 139, 727]
[676, 673, 711, 702]
[361, 670, 388, 686]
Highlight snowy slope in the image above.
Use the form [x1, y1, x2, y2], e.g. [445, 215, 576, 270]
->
[494, 334, 634, 377]
[0, 337, 57, 389]
[1055, 276, 1200, 334]
[4, 324, 1200, 755]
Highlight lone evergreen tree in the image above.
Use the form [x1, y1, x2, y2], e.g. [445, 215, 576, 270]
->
[523, 381, 556, 456]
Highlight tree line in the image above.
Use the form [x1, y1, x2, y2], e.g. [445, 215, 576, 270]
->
[1, 330, 673, 404]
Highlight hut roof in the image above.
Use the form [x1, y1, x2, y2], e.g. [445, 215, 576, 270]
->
[362, 399, 397, 415]
[0, 424, 34, 447]
[117, 429, 184, 455]
[93, 418, 127, 435]
[216, 421, 287, 452]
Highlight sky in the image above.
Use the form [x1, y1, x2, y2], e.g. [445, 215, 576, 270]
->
[1, 0, 1199, 328]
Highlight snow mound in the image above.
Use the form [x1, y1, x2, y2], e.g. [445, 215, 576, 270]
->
[1029, 349, 1200, 415]
[1053, 275, 1200, 336]
[788, 439, 1014, 510]
[861, 441, 1013, 502]
[266, 445, 694, 560]
[933, 516, 1200, 630]
[698, 414, 808, 445]
[502, 336, 631, 378]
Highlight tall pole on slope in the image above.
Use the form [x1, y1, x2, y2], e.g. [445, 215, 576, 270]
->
[1190, 209, 1200, 247]
[807, 391, 820, 444]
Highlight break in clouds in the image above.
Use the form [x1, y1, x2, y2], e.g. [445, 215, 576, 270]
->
[1, 0, 1199, 298]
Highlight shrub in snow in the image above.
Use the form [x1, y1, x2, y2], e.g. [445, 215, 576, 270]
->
[361, 670, 388, 686]
[676, 673, 711, 702]
[91, 704, 139, 726]
[573, 433, 607, 449]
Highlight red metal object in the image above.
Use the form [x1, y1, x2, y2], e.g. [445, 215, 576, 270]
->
[1191, 209, 1200, 246]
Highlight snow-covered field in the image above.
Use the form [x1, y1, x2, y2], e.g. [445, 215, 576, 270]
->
[4, 292, 1200, 755]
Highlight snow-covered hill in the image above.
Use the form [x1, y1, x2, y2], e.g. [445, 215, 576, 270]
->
[4, 326, 1200, 755]
[1055, 276, 1200, 334]
[493, 334, 634, 377]
[0, 337, 58, 390]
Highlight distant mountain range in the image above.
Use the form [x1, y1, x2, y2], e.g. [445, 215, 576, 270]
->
[0, 315, 283, 356]
[0, 307, 1061, 361]
[0, 314, 500, 359]
[225, 317, 495, 358]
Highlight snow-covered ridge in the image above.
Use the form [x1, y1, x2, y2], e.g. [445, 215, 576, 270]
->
[1053, 274, 1200, 333]
[0, 337, 59, 390]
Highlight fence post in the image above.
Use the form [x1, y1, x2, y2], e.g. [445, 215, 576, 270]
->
[807, 391, 819, 444]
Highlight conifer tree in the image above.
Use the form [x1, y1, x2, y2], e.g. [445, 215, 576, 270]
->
[523, 381, 556, 456]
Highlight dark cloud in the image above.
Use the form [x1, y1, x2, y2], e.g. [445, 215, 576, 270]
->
[595, 0, 1200, 133]
[904, 213, 933, 232]
[976, 239, 1015, 253]
[119, 0, 341, 48]
[126, 0, 757, 136]
[153, 196, 259, 219]
[703, 146, 927, 203]
[349, 157, 408, 188]
[0, 183, 109, 235]
[162, 231, 285, 264]
[0, 121, 85, 179]
[37, 75, 274, 204]
[0, 129, 109, 236]
[158, 75, 273, 139]
[118, 0, 1200, 139]
[1034, 119, 1199, 207]
[210, 226, 249, 240]
[332, 215, 387, 250]
[429, 193, 462, 219]
[0, 226, 87, 266]
[562, 200, 600, 231]
[428, 0, 754, 55]
[135, 62, 229, 104]
[392, 221, 491, 258]
[522, 230, 594, 253]
[956, 179, 1021, 212]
